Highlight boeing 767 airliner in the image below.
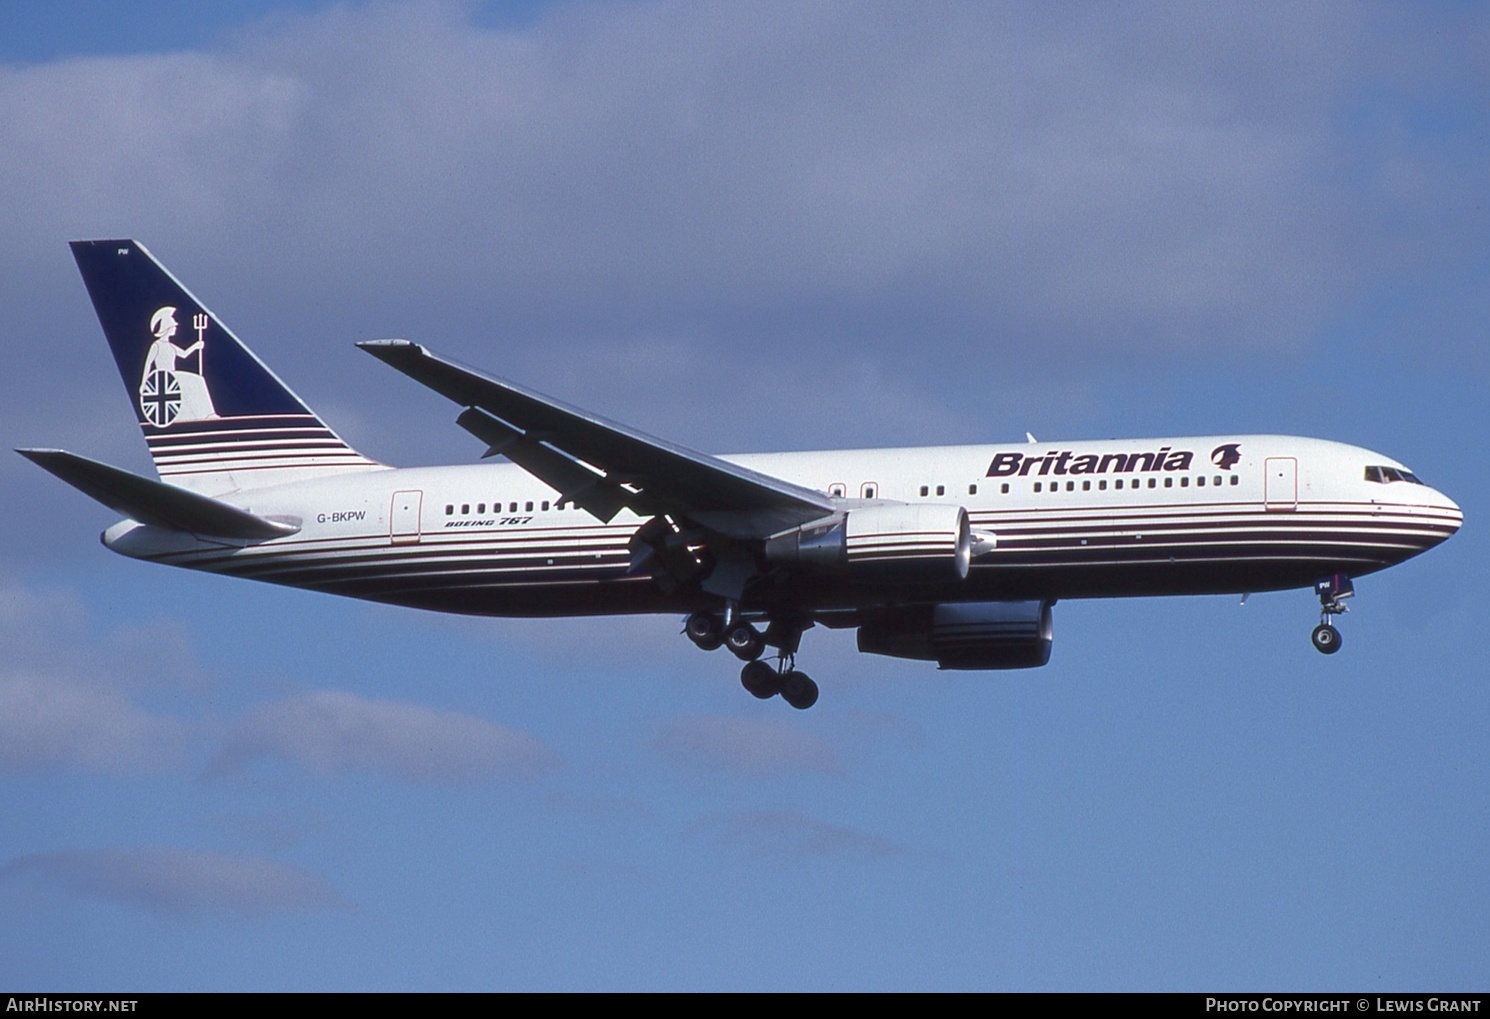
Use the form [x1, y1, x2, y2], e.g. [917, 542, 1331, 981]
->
[20, 241, 1463, 709]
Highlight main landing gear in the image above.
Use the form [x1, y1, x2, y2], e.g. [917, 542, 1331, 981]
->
[740, 657, 820, 710]
[1310, 573, 1354, 655]
[684, 610, 819, 709]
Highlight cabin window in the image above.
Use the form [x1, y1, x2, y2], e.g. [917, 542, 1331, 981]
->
[1000, 483, 1009, 494]
[968, 484, 978, 495]
[1066, 481, 1074, 492]
[1099, 480, 1107, 491]
[920, 485, 929, 497]
[1082, 480, 1091, 491]
[1229, 475, 1238, 486]
[1215, 476, 1223, 487]
[477, 503, 485, 513]
[445, 504, 454, 515]
[1148, 478, 1157, 489]
[829, 484, 846, 497]
[936, 485, 945, 496]
[542, 501, 550, 511]
[1180, 477, 1188, 488]
[862, 483, 877, 499]
[1197, 476, 1205, 487]
[525, 501, 534, 512]
[461, 504, 470, 514]
[1033, 482, 1042, 493]
[509, 502, 518, 512]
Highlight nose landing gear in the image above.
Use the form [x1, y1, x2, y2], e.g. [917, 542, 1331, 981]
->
[1311, 574, 1354, 655]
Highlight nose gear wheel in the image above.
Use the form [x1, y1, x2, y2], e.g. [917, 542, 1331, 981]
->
[1310, 574, 1353, 656]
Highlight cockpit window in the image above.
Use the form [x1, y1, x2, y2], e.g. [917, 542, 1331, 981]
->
[1365, 465, 1425, 485]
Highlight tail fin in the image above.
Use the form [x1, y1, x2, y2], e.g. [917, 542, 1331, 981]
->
[70, 240, 381, 496]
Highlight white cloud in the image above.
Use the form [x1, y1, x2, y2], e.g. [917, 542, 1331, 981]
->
[4, 2, 1485, 560]
[0, 578, 210, 692]
[0, 578, 197, 773]
[0, 673, 186, 774]
[653, 713, 841, 777]
[1, 0, 1479, 383]
[206, 806, 330, 853]
[220, 689, 558, 784]
[0, 847, 346, 918]
[696, 809, 905, 861]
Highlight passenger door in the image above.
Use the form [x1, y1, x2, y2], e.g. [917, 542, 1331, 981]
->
[1264, 458, 1297, 511]
[390, 490, 423, 544]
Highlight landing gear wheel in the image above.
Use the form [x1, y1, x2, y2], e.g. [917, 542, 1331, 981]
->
[740, 660, 781, 699]
[1311, 624, 1342, 655]
[1311, 575, 1352, 657]
[780, 671, 819, 710]
[685, 612, 723, 651]
[724, 622, 765, 661]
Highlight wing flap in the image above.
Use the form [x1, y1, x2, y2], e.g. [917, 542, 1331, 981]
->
[17, 448, 299, 540]
[359, 340, 835, 532]
[455, 406, 632, 521]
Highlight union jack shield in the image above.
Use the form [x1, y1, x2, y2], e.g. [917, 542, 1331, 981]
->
[139, 369, 181, 427]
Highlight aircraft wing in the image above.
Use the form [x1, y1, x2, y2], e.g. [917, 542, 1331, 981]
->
[358, 340, 835, 536]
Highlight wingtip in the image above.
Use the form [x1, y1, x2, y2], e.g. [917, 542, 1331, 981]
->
[356, 339, 421, 360]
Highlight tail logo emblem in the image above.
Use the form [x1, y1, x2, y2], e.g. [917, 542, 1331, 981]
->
[138, 306, 218, 427]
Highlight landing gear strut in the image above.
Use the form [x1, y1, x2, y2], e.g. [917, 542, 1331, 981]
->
[685, 609, 819, 708]
[1311, 573, 1353, 655]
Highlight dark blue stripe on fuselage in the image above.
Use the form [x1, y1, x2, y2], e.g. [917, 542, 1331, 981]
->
[124, 502, 1449, 617]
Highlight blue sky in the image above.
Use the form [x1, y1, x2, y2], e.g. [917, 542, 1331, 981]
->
[1, 0, 1486, 991]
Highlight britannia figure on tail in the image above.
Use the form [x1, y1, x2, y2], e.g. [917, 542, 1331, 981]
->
[138, 305, 217, 426]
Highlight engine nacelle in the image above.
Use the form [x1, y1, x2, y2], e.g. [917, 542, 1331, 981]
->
[765, 504, 971, 580]
[856, 600, 1054, 669]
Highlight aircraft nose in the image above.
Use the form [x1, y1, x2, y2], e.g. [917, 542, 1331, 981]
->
[1432, 484, 1461, 515]
[1427, 487, 1463, 538]
[1443, 493, 1462, 527]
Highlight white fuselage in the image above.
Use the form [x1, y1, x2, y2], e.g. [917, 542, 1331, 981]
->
[102, 434, 1462, 619]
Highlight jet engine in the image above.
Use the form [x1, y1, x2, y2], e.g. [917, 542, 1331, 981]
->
[856, 600, 1054, 669]
[765, 505, 972, 580]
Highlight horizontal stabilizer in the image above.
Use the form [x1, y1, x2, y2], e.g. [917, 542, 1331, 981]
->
[16, 449, 299, 540]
